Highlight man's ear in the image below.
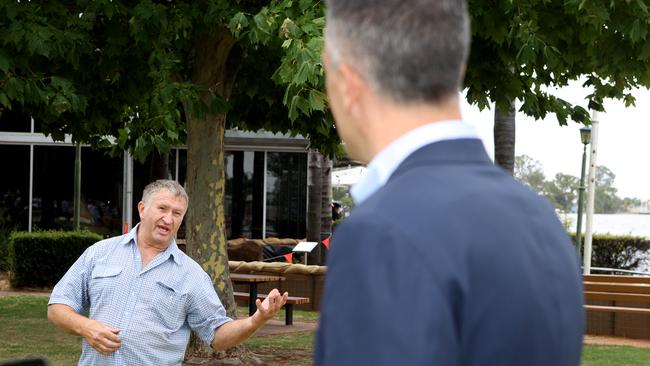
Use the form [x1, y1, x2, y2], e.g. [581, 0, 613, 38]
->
[137, 201, 145, 219]
[338, 64, 368, 114]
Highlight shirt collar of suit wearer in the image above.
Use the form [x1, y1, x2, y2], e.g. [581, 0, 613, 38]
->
[351, 120, 480, 204]
[119, 223, 184, 265]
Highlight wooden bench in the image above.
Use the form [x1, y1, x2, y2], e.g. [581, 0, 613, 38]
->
[233, 291, 310, 325]
[583, 274, 650, 315]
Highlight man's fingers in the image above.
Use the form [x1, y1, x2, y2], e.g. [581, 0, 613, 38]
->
[102, 338, 121, 349]
[96, 343, 114, 356]
[104, 331, 122, 343]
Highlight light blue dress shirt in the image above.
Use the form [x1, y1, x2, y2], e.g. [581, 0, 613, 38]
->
[49, 225, 231, 366]
[351, 120, 481, 204]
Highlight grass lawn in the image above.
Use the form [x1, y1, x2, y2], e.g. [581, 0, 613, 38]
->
[1, 295, 650, 366]
[582, 345, 650, 366]
[0, 296, 80, 365]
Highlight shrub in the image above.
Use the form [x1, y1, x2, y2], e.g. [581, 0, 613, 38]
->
[572, 233, 650, 272]
[9, 230, 102, 288]
[0, 227, 12, 272]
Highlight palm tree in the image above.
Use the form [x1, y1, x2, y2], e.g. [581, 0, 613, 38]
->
[493, 100, 516, 174]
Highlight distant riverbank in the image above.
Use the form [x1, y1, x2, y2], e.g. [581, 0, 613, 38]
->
[561, 213, 650, 239]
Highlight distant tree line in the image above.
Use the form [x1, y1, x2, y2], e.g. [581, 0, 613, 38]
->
[514, 155, 646, 214]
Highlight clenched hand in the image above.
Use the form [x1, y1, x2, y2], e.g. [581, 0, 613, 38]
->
[82, 318, 122, 355]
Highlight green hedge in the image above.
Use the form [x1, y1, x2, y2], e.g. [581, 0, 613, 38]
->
[9, 230, 102, 288]
[571, 234, 650, 271]
[0, 227, 12, 271]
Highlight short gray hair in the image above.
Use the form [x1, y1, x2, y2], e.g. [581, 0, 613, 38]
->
[142, 179, 188, 206]
[325, 0, 470, 104]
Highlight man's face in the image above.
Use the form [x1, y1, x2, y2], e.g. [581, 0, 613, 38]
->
[137, 189, 187, 247]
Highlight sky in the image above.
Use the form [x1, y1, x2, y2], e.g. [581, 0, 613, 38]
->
[461, 82, 650, 201]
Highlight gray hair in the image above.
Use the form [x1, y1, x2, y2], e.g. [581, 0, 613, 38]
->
[325, 0, 470, 104]
[142, 179, 188, 206]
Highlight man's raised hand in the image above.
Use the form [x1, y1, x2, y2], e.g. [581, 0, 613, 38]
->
[255, 288, 289, 321]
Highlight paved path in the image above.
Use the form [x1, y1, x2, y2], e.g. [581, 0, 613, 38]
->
[584, 335, 650, 349]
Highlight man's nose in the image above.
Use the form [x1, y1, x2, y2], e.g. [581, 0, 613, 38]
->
[162, 211, 173, 223]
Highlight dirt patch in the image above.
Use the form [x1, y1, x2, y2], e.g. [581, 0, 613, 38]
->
[253, 346, 312, 366]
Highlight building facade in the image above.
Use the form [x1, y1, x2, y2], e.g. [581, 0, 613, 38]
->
[0, 112, 308, 240]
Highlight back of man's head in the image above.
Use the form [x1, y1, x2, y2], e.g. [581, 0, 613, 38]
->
[324, 0, 470, 104]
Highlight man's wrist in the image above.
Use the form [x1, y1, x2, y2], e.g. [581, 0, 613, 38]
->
[250, 310, 268, 328]
[77, 317, 92, 338]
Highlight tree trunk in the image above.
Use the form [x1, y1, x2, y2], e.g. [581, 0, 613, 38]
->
[319, 155, 332, 265]
[150, 151, 171, 181]
[183, 29, 244, 363]
[306, 150, 322, 265]
[494, 100, 516, 174]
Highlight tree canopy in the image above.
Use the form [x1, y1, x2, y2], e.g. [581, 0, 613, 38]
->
[0, 0, 336, 160]
[467, 0, 650, 124]
[514, 154, 642, 214]
[3, 1, 650, 156]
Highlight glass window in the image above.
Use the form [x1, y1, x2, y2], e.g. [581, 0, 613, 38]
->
[265, 152, 307, 239]
[0, 108, 31, 132]
[224, 151, 264, 239]
[81, 148, 123, 238]
[0, 145, 30, 231]
[32, 146, 74, 231]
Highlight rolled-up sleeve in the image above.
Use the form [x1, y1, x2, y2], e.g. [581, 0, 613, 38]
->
[186, 271, 232, 344]
[48, 248, 92, 313]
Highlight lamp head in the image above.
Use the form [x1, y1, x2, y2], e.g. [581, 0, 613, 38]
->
[580, 127, 592, 145]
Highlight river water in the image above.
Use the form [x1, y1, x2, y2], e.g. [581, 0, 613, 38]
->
[562, 213, 650, 239]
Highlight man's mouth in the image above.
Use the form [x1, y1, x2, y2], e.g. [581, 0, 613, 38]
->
[156, 225, 171, 235]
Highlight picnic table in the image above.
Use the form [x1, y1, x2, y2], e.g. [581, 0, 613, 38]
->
[230, 273, 285, 316]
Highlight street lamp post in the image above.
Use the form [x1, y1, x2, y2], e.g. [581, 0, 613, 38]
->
[575, 127, 591, 260]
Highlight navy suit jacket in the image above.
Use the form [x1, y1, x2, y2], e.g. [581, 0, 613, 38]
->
[315, 139, 584, 366]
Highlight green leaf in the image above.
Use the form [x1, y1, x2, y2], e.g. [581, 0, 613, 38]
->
[299, 0, 312, 11]
[0, 51, 10, 74]
[228, 12, 249, 38]
[253, 13, 271, 35]
[0, 92, 10, 109]
[308, 89, 326, 111]
[293, 62, 310, 85]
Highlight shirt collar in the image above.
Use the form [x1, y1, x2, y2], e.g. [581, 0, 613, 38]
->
[120, 223, 184, 265]
[351, 120, 479, 204]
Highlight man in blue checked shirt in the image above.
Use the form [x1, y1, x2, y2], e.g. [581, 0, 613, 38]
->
[48, 179, 288, 365]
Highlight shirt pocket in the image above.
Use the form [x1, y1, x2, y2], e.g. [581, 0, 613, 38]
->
[153, 281, 188, 331]
[89, 265, 123, 305]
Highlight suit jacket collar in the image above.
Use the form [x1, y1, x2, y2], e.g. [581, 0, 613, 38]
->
[389, 138, 492, 182]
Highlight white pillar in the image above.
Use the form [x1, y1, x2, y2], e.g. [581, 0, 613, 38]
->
[28, 144, 33, 232]
[582, 111, 600, 274]
[122, 151, 133, 233]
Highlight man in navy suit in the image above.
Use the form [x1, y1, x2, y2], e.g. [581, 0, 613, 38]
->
[315, 1, 584, 365]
